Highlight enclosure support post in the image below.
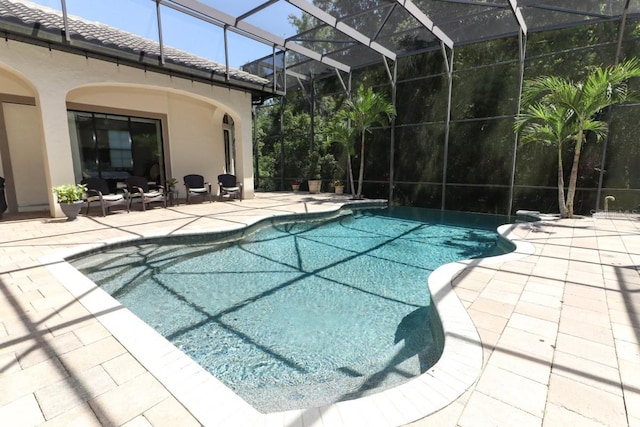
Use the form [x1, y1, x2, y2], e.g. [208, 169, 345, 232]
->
[596, 0, 631, 211]
[155, 1, 165, 64]
[441, 43, 454, 211]
[272, 46, 278, 94]
[279, 96, 285, 190]
[508, 29, 527, 219]
[347, 73, 353, 196]
[309, 77, 315, 152]
[387, 61, 398, 204]
[60, 0, 70, 43]
[252, 105, 259, 190]
[382, 57, 397, 203]
[223, 26, 230, 82]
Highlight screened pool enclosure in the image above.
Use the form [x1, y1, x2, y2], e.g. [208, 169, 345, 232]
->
[246, 1, 640, 216]
[7, 0, 640, 216]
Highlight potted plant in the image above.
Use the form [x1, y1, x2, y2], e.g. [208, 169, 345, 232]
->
[304, 151, 322, 194]
[290, 179, 301, 192]
[166, 177, 178, 191]
[332, 180, 344, 195]
[53, 183, 87, 220]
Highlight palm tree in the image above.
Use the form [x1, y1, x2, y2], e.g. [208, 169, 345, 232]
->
[516, 59, 640, 218]
[326, 116, 357, 196]
[515, 103, 576, 218]
[341, 84, 396, 198]
[515, 101, 608, 218]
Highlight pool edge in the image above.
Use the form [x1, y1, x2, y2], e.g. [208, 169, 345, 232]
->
[40, 205, 535, 426]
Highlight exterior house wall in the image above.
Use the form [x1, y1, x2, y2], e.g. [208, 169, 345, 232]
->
[0, 39, 254, 217]
[0, 62, 39, 212]
[4, 103, 47, 209]
[165, 94, 222, 186]
[0, 66, 34, 95]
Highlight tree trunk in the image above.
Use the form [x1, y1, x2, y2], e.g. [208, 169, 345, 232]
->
[557, 146, 568, 218]
[356, 133, 365, 198]
[565, 130, 585, 218]
[347, 152, 356, 197]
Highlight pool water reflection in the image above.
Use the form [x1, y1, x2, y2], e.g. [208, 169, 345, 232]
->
[72, 207, 512, 412]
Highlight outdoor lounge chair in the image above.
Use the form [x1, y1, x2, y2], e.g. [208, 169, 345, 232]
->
[84, 177, 129, 216]
[217, 174, 243, 201]
[126, 176, 166, 211]
[184, 174, 212, 204]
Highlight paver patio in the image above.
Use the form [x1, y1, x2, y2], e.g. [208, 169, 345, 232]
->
[0, 193, 638, 426]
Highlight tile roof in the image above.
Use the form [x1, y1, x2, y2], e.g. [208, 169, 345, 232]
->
[0, 0, 270, 87]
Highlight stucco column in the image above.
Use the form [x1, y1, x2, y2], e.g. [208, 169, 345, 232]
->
[235, 104, 255, 198]
[38, 89, 76, 217]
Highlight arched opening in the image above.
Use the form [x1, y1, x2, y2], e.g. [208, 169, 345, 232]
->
[222, 113, 236, 175]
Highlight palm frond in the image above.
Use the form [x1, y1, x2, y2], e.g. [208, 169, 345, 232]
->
[325, 116, 356, 155]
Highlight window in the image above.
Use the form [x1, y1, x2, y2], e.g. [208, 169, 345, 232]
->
[68, 111, 164, 192]
[222, 114, 235, 174]
[107, 130, 132, 168]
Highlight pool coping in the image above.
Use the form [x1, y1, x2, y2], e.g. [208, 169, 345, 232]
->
[40, 204, 535, 426]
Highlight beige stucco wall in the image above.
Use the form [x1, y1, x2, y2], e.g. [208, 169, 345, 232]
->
[165, 94, 223, 181]
[3, 104, 48, 209]
[0, 39, 255, 216]
[0, 63, 40, 211]
[0, 65, 35, 96]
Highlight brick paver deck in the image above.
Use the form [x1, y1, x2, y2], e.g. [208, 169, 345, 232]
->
[1, 193, 638, 426]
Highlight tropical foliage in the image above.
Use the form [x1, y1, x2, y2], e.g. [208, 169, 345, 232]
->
[325, 114, 356, 194]
[331, 84, 396, 198]
[515, 58, 640, 218]
[253, 14, 640, 214]
[53, 183, 87, 204]
[255, 93, 340, 191]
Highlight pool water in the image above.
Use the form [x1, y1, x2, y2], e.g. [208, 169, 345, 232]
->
[72, 206, 512, 412]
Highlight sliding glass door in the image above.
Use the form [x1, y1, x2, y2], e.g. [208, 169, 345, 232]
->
[68, 111, 164, 193]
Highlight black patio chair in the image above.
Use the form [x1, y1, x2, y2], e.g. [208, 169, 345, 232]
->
[84, 177, 129, 216]
[126, 176, 166, 211]
[184, 174, 212, 204]
[217, 174, 243, 202]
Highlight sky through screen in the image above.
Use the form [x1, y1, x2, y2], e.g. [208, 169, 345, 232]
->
[27, 0, 298, 69]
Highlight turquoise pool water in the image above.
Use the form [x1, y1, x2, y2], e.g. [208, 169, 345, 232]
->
[71, 206, 513, 412]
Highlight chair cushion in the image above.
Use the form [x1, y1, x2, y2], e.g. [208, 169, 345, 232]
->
[189, 187, 208, 193]
[103, 194, 125, 202]
[143, 192, 163, 198]
[223, 186, 240, 192]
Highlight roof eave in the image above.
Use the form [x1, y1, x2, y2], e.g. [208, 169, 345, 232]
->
[0, 18, 279, 100]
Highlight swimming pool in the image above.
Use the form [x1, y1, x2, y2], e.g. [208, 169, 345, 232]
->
[71, 206, 514, 413]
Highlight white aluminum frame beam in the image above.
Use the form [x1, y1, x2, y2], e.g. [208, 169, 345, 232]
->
[285, 0, 396, 61]
[160, 0, 351, 73]
[395, 0, 454, 49]
[508, 0, 528, 34]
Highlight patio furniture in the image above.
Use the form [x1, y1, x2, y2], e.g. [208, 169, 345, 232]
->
[0, 176, 6, 219]
[183, 174, 212, 204]
[84, 177, 129, 216]
[126, 176, 166, 211]
[217, 174, 243, 201]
